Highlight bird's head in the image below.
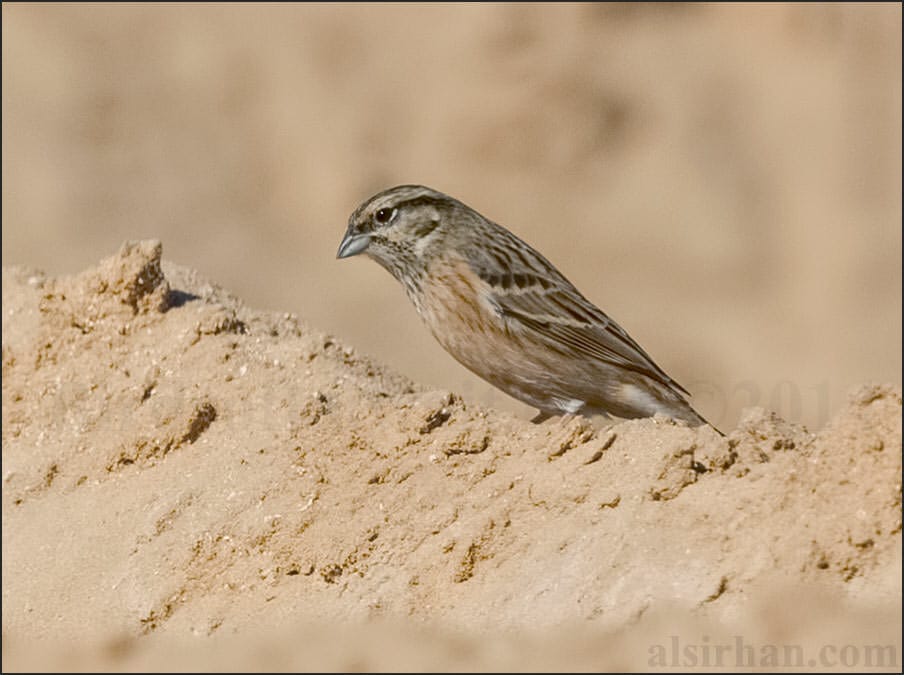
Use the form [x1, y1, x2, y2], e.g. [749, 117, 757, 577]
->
[337, 185, 472, 282]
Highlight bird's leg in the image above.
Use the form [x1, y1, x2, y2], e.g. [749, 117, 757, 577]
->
[531, 410, 553, 424]
[531, 410, 581, 427]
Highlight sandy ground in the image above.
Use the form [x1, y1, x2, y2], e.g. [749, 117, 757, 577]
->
[2, 4, 902, 671]
[1, 241, 901, 671]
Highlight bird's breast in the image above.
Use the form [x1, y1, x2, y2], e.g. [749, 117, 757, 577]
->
[411, 257, 548, 397]
[415, 257, 503, 351]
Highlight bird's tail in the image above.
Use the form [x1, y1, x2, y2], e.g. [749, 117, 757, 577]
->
[680, 405, 724, 437]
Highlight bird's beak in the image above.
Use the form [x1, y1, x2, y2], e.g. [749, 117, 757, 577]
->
[336, 231, 372, 259]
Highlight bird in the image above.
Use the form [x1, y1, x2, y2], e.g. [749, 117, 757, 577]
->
[337, 184, 719, 433]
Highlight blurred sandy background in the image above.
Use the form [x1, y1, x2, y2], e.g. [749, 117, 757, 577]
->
[3, 2, 901, 430]
[3, 7, 903, 670]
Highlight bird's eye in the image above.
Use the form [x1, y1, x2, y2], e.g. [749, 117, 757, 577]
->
[374, 207, 396, 225]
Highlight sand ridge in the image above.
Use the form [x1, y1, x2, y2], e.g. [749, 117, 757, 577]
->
[2, 241, 901, 671]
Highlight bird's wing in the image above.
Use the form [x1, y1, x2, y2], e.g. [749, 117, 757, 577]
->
[475, 264, 691, 397]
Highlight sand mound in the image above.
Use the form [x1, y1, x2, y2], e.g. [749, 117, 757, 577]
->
[2, 242, 901, 671]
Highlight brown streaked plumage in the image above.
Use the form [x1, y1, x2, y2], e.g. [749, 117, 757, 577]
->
[337, 184, 720, 433]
